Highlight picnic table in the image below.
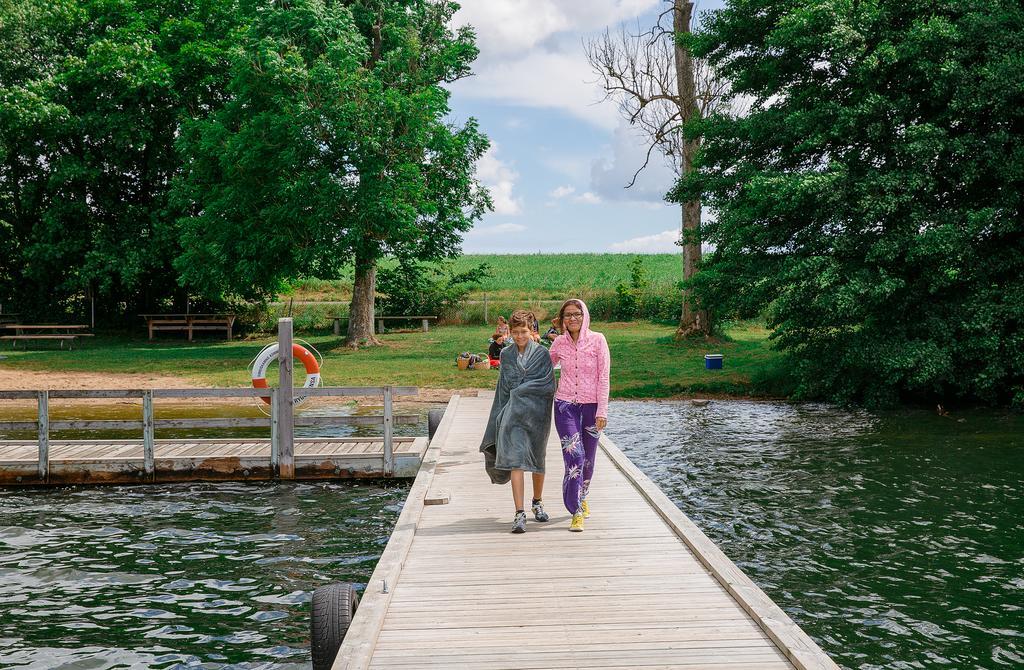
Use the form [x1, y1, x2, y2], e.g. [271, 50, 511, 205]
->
[328, 315, 437, 335]
[1, 324, 92, 349]
[140, 313, 236, 341]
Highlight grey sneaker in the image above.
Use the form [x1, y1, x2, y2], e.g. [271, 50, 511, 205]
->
[511, 511, 527, 534]
[531, 500, 550, 522]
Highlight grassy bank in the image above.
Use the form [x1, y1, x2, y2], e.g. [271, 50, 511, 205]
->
[0, 321, 786, 398]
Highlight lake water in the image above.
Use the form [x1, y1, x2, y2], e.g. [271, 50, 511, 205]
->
[1, 400, 1021, 669]
[604, 400, 1024, 670]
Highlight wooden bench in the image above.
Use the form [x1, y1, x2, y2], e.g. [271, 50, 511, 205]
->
[2, 335, 79, 349]
[140, 314, 236, 341]
[328, 315, 437, 335]
[1, 324, 92, 349]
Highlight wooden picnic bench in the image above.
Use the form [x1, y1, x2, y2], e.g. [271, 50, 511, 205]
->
[328, 315, 437, 335]
[1, 324, 92, 350]
[139, 313, 236, 341]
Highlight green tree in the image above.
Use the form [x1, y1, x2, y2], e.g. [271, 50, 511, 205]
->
[173, 0, 366, 302]
[676, 0, 1024, 406]
[0, 0, 239, 320]
[174, 0, 490, 347]
[339, 0, 489, 346]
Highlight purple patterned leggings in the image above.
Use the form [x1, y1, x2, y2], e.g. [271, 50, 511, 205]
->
[554, 400, 600, 515]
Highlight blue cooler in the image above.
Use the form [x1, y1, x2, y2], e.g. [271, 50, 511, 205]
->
[704, 354, 723, 369]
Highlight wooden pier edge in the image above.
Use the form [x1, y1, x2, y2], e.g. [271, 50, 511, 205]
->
[332, 395, 461, 670]
[598, 434, 840, 670]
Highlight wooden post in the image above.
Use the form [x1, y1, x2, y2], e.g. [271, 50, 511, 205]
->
[333, 317, 341, 336]
[142, 390, 155, 479]
[377, 318, 384, 334]
[383, 386, 394, 476]
[484, 293, 489, 324]
[277, 318, 295, 479]
[422, 318, 429, 333]
[270, 387, 280, 475]
[37, 390, 48, 481]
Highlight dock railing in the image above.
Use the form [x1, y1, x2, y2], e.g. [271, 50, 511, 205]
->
[0, 386, 418, 481]
[0, 318, 418, 481]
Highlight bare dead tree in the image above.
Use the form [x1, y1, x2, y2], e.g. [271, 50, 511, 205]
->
[585, 0, 742, 337]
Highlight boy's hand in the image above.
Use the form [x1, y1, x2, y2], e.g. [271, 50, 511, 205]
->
[596, 417, 607, 431]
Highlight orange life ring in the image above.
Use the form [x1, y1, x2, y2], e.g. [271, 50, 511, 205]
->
[251, 343, 321, 405]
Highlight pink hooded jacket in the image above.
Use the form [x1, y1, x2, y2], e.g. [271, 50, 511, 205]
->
[548, 299, 611, 418]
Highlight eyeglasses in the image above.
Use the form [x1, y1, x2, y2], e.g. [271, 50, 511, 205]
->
[562, 312, 584, 320]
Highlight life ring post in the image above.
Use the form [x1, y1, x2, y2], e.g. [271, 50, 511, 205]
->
[278, 318, 295, 479]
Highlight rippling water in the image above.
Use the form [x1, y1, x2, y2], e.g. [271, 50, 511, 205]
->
[1, 400, 1021, 669]
[605, 400, 1024, 670]
[0, 481, 407, 669]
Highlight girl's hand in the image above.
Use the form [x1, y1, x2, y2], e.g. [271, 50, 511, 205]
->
[596, 417, 607, 431]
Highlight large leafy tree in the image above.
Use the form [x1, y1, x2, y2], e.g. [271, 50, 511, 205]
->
[676, 0, 1024, 406]
[174, 0, 490, 346]
[342, 0, 489, 347]
[0, 0, 239, 319]
[173, 0, 367, 301]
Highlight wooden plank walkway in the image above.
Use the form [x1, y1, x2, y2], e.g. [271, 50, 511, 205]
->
[0, 437, 427, 485]
[334, 394, 838, 670]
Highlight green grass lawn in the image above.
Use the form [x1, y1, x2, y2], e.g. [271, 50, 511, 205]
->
[0, 321, 787, 398]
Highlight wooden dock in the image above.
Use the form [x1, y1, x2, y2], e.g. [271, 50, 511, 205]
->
[0, 437, 427, 485]
[332, 394, 839, 670]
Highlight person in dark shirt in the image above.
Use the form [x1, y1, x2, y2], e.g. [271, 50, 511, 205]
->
[488, 332, 506, 366]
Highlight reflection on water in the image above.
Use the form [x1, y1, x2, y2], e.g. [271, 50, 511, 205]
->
[0, 481, 408, 669]
[605, 400, 1024, 670]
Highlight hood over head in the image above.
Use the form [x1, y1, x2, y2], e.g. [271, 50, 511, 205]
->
[559, 298, 592, 344]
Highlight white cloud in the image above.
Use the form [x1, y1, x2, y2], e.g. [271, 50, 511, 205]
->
[609, 229, 680, 253]
[475, 144, 523, 215]
[466, 223, 528, 237]
[452, 0, 661, 129]
[549, 185, 575, 198]
[455, 0, 659, 57]
[453, 50, 619, 129]
[590, 121, 677, 204]
[574, 191, 602, 205]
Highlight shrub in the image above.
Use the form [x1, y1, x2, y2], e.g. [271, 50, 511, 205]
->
[376, 261, 491, 319]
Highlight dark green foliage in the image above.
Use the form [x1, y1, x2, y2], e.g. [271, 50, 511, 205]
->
[376, 261, 491, 319]
[675, 0, 1024, 407]
[0, 0, 240, 320]
[1, 0, 488, 324]
[174, 0, 490, 304]
[172, 0, 366, 302]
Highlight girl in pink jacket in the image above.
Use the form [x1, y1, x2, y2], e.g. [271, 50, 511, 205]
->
[548, 299, 610, 532]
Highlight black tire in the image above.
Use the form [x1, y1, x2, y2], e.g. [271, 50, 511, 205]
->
[428, 409, 444, 441]
[311, 582, 359, 670]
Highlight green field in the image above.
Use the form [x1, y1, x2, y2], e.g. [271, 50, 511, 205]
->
[284, 253, 683, 301]
[0, 321, 787, 399]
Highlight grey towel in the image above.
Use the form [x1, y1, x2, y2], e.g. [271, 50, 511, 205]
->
[480, 339, 556, 484]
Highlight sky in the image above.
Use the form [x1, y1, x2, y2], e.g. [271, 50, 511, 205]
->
[447, 0, 726, 254]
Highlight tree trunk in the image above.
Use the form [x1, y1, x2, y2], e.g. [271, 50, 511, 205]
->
[673, 0, 709, 338]
[346, 249, 382, 347]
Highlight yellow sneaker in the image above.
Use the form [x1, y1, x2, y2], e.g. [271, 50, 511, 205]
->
[569, 512, 584, 532]
[581, 499, 590, 519]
